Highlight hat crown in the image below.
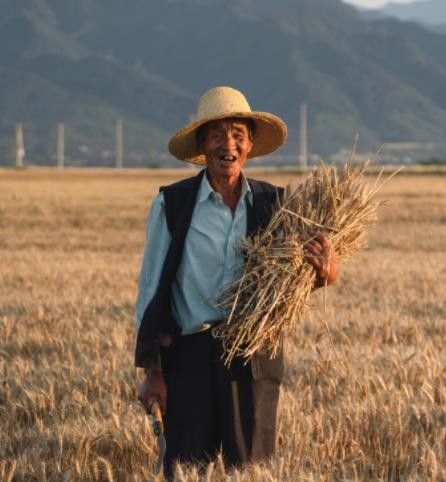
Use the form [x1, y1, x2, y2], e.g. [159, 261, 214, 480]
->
[196, 86, 252, 121]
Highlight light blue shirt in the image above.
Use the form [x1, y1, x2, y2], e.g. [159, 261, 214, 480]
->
[136, 171, 252, 334]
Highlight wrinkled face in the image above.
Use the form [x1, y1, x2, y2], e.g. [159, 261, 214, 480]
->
[199, 118, 253, 181]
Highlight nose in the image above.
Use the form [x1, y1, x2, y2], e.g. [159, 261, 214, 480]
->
[221, 132, 236, 151]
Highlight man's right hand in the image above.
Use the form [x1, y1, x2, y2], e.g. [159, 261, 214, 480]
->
[138, 369, 167, 414]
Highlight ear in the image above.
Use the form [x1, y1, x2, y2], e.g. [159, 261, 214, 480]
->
[246, 138, 253, 155]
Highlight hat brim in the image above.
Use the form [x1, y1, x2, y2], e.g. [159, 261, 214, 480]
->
[168, 111, 287, 165]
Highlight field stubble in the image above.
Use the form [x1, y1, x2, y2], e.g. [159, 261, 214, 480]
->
[0, 169, 445, 481]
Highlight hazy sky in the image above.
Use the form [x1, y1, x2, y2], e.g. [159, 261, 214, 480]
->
[343, 0, 422, 9]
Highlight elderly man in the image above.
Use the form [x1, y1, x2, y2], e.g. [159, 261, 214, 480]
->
[135, 86, 337, 475]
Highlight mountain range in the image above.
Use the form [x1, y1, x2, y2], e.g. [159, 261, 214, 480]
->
[380, 0, 446, 28]
[1, 0, 446, 166]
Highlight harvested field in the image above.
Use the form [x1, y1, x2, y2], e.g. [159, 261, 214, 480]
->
[0, 168, 445, 481]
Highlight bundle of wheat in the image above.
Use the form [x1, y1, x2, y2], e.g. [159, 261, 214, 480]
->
[213, 160, 396, 365]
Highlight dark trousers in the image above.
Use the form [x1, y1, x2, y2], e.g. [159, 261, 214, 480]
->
[160, 330, 282, 477]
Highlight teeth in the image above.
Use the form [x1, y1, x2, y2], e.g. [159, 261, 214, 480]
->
[222, 155, 235, 161]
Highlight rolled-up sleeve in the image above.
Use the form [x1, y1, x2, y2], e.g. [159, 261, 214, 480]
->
[135, 192, 171, 329]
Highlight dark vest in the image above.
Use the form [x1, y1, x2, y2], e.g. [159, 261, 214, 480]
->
[135, 169, 284, 376]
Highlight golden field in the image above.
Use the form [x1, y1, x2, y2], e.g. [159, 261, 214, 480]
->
[0, 168, 445, 481]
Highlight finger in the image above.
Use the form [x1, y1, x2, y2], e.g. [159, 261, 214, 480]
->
[303, 231, 320, 241]
[319, 257, 330, 277]
[318, 262, 329, 278]
[309, 241, 323, 253]
[305, 242, 323, 256]
[308, 231, 329, 248]
[139, 390, 155, 410]
[305, 254, 322, 270]
[300, 232, 310, 243]
[159, 396, 167, 414]
[320, 237, 331, 254]
[309, 230, 324, 242]
[312, 232, 327, 247]
[147, 396, 160, 414]
[307, 237, 333, 261]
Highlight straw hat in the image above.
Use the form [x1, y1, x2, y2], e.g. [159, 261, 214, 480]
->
[168, 86, 287, 165]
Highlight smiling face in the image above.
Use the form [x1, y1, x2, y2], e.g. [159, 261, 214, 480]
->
[198, 118, 254, 184]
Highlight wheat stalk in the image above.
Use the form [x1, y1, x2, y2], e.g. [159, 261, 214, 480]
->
[213, 160, 400, 365]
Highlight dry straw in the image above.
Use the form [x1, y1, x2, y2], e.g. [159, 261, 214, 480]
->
[213, 159, 399, 365]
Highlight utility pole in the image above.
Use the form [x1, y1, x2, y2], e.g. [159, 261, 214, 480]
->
[16, 123, 25, 168]
[116, 118, 124, 169]
[57, 123, 65, 169]
[299, 103, 308, 170]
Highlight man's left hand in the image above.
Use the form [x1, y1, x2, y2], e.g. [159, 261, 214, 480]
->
[302, 231, 338, 288]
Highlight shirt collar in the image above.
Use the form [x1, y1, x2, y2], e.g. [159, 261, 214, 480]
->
[198, 170, 253, 206]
